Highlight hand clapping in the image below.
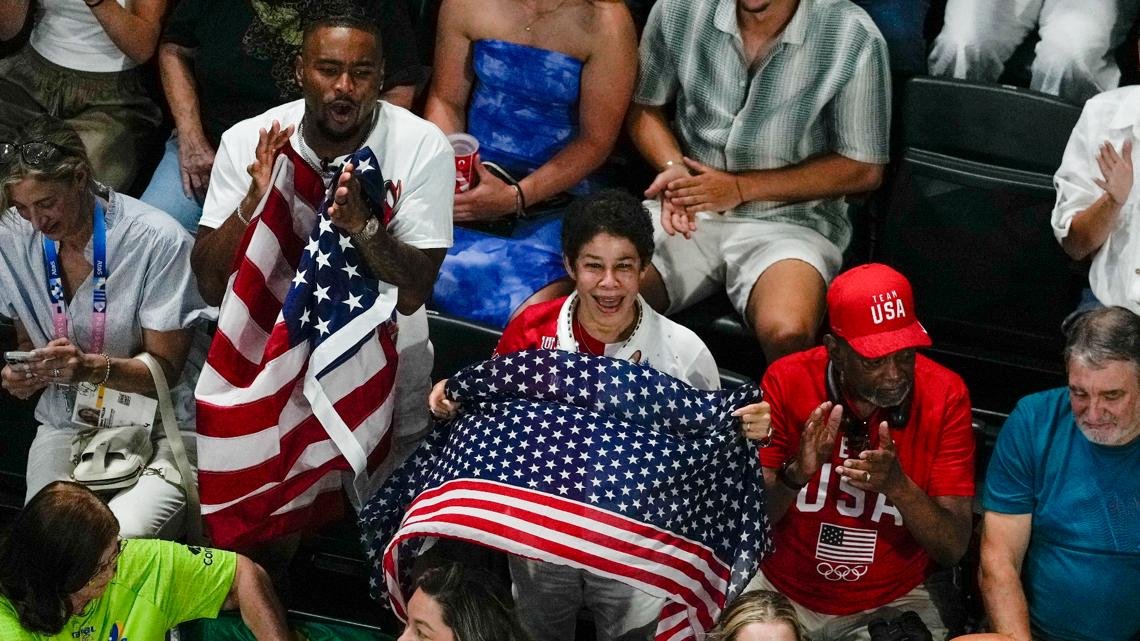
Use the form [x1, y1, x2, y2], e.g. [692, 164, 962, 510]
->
[1094, 138, 1133, 207]
[836, 422, 904, 496]
[328, 161, 371, 234]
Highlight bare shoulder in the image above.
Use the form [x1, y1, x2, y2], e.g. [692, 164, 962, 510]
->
[579, 0, 635, 35]
[576, 0, 636, 55]
[440, 0, 520, 36]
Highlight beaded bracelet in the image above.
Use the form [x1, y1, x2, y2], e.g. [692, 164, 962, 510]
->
[235, 201, 252, 226]
[92, 353, 112, 386]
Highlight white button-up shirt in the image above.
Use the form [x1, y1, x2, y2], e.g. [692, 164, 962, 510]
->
[1053, 85, 1140, 314]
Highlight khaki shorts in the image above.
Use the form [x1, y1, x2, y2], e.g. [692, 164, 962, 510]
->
[746, 569, 949, 641]
[645, 200, 843, 319]
[0, 46, 161, 192]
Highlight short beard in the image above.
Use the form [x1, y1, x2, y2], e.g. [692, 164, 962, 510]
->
[859, 383, 911, 409]
[314, 115, 364, 144]
[1077, 420, 1140, 447]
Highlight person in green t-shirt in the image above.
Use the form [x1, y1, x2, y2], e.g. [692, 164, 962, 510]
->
[0, 481, 293, 641]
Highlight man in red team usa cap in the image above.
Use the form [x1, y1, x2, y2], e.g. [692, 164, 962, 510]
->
[741, 263, 975, 640]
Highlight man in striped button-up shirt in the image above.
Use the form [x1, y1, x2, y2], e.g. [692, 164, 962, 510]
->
[628, 0, 891, 366]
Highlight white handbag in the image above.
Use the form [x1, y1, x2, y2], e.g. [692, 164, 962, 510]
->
[70, 423, 153, 491]
[68, 353, 202, 544]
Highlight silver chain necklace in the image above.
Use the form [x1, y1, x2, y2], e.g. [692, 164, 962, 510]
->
[524, 0, 571, 31]
[296, 109, 381, 181]
[297, 119, 335, 180]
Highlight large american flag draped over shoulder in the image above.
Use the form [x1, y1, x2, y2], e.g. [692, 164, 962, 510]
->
[195, 145, 400, 549]
[360, 350, 773, 641]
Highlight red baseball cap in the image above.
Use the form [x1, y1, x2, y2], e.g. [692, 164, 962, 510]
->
[827, 263, 931, 359]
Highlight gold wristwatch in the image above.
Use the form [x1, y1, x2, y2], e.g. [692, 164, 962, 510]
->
[351, 216, 380, 242]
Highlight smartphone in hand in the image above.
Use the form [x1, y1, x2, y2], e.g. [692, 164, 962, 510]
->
[3, 351, 37, 365]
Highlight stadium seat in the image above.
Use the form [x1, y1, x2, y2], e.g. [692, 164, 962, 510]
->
[426, 310, 502, 381]
[873, 77, 1085, 413]
[897, 76, 1082, 173]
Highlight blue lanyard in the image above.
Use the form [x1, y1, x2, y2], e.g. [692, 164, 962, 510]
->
[42, 199, 108, 352]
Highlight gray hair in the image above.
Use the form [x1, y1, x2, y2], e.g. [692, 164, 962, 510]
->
[0, 116, 97, 213]
[1062, 306, 1140, 372]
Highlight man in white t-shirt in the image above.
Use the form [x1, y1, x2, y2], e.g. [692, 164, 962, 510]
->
[192, 14, 454, 474]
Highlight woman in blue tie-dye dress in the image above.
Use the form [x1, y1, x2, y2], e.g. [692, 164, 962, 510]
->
[425, 0, 637, 328]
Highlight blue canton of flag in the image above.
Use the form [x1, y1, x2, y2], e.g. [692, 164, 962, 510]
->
[360, 349, 774, 641]
[282, 149, 390, 375]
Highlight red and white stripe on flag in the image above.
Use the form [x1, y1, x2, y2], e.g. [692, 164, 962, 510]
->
[195, 145, 399, 549]
[381, 479, 732, 641]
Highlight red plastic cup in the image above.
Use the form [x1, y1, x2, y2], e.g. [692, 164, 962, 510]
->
[448, 133, 480, 193]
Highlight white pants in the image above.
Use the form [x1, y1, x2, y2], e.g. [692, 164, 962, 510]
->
[928, 0, 1139, 103]
[509, 556, 663, 641]
[746, 570, 948, 641]
[25, 424, 195, 540]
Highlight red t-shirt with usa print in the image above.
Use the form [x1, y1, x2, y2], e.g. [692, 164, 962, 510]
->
[758, 346, 974, 614]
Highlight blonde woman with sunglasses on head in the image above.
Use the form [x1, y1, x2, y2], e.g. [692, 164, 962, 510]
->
[0, 116, 208, 539]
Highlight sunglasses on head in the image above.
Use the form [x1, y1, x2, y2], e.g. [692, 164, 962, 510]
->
[0, 141, 66, 167]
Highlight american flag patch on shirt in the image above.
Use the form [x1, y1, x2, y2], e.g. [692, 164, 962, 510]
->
[816, 523, 877, 565]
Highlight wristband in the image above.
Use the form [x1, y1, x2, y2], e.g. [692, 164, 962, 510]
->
[777, 458, 808, 491]
[85, 0, 107, 7]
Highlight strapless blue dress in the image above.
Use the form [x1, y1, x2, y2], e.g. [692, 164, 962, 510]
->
[431, 39, 599, 329]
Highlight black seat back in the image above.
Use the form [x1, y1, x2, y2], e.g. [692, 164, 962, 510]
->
[426, 311, 502, 381]
[899, 77, 1082, 174]
[879, 149, 1084, 356]
[874, 78, 1085, 412]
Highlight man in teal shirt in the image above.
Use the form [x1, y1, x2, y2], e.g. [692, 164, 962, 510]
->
[0, 481, 292, 641]
[980, 306, 1140, 641]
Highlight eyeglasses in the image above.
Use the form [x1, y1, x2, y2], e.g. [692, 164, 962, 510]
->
[0, 141, 65, 167]
[86, 537, 123, 585]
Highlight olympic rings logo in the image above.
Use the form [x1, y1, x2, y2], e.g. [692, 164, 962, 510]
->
[816, 562, 868, 581]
